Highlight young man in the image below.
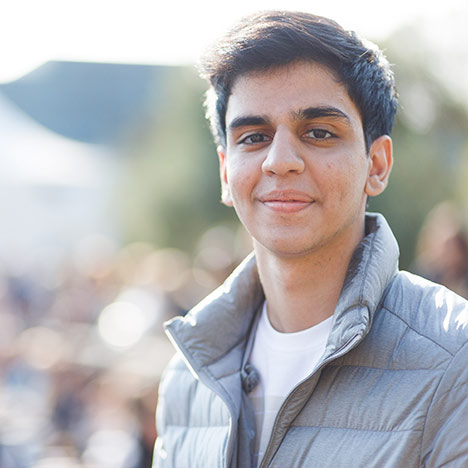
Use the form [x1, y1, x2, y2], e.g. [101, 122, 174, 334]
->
[153, 11, 468, 468]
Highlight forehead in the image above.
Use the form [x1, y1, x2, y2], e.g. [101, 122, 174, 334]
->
[226, 61, 362, 126]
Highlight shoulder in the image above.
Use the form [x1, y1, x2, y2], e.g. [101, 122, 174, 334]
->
[155, 354, 232, 467]
[381, 271, 468, 355]
[157, 351, 231, 426]
[158, 352, 197, 402]
[156, 352, 201, 438]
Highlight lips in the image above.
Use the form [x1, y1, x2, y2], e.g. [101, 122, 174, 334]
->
[258, 190, 315, 213]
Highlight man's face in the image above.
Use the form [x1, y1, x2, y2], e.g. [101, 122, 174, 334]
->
[218, 61, 389, 258]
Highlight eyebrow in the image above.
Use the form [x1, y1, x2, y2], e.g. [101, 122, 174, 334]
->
[227, 106, 350, 132]
[292, 106, 351, 122]
[227, 115, 271, 130]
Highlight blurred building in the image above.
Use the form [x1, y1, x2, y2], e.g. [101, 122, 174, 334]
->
[0, 91, 114, 267]
[0, 61, 171, 268]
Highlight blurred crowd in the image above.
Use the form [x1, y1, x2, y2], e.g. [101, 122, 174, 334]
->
[2, 202, 468, 468]
[0, 224, 251, 468]
[412, 201, 468, 299]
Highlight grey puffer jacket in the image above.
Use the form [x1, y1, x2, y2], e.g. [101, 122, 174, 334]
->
[153, 214, 468, 468]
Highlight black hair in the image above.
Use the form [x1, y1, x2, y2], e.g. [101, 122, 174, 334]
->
[199, 10, 398, 151]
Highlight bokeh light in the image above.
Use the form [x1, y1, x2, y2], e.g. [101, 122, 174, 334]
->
[98, 301, 148, 349]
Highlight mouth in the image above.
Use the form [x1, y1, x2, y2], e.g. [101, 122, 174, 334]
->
[259, 190, 315, 213]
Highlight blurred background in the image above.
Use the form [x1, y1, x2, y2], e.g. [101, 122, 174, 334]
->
[2, 0, 468, 467]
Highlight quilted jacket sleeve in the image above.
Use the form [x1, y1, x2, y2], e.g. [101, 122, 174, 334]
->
[420, 340, 468, 467]
[152, 354, 178, 468]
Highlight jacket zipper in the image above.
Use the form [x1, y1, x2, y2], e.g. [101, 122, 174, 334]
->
[258, 332, 364, 468]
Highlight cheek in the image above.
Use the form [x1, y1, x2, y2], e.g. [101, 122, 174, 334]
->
[342, 163, 369, 203]
[228, 158, 257, 195]
[232, 175, 255, 204]
[319, 159, 345, 186]
[320, 157, 365, 203]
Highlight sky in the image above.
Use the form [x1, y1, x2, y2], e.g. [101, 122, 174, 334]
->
[1, 0, 467, 83]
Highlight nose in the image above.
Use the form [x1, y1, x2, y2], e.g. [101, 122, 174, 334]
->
[261, 129, 305, 176]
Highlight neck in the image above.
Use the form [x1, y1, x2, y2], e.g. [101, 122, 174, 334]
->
[255, 223, 365, 333]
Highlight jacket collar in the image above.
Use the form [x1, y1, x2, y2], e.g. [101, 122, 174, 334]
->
[164, 213, 399, 375]
[326, 213, 399, 356]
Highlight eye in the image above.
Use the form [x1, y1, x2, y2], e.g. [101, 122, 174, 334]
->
[305, 129, 334, 140]
[240, 133, 271, 145]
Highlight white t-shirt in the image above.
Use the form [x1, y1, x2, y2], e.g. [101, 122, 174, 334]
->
[248, 302, 333, 466]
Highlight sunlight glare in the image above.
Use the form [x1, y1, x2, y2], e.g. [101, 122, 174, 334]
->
[1, 0, 467, 83]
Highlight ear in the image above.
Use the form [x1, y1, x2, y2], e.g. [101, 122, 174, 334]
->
[365, 135, 393, 197]
[217, 146, 234, 206]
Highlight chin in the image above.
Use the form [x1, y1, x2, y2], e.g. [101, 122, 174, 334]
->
[254, 236, 323, 258]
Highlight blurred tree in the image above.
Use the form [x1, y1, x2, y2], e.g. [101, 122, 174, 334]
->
[116, 66, 238, 252]
[369, 25, 468, 268]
